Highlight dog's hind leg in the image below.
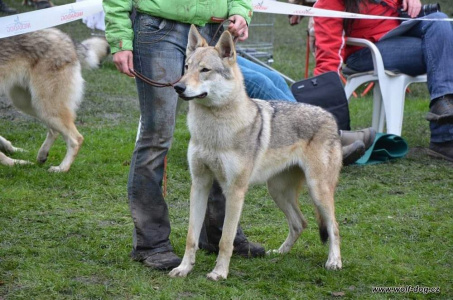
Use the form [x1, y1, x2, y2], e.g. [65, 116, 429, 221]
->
[267, 166, 307, 255]
[33, 84, 83, 172]
[37, 128, 59, 164]
[36, 107, 83, 172]
[26, 61, 84, 172]
[169, 170, 213, 278]
[305, 164, 342, 270]
[48, 121, 83, 173]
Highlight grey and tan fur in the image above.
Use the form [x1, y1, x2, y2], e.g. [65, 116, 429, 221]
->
[169, 25, 343, 281]
[0, 28, 110, 172]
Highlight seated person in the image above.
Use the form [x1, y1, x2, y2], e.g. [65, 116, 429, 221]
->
[313, 0, 453, 162]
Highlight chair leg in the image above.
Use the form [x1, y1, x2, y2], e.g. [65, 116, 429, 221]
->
[371, 83, 384, 132]
[342, 74, 358, 98]
[381, 79, 407, 136]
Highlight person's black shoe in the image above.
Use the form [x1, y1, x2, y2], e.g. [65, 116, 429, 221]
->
[342, 140, 366, 166]
[426, 95, 453, 124]
[427, 141, 453, 162]
[199, 239, 265, 258]
[142, 251, 181, 270]
[340, 127, 376, 150]
[233, 240, 265, 258]
[0, 1, 17, 14]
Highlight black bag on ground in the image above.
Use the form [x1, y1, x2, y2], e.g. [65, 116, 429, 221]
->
[290, 71, 351, 130]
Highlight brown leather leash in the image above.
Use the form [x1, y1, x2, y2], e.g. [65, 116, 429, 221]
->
[129, 69, 180, 87]
[130, 18, 236, 88]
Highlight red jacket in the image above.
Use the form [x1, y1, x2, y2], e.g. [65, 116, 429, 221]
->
[313, 0, 401, 75]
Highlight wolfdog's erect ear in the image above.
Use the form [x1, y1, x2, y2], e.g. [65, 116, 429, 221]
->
[215, 31, 236, 62]
[187, 24, 208, 57]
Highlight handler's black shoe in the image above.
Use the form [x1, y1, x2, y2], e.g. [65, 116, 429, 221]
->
[342, 140, 366, 166]
[233, 240, 266, 258]
[427, 141, 453, 162]
[142, 251, 181, 270]
[426, 95, 453, 124]
[199, 239, 265, 258]
[0, 1, 17, 14]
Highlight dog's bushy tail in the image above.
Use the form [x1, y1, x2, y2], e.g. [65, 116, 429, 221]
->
[76, 37, 110, 69]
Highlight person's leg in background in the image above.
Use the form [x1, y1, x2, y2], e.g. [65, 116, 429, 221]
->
[409, 12, 453, 161]
[237, 56, 296, 102]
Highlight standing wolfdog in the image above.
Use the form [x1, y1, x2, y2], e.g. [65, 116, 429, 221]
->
[0, 28, 109, 172]
[169, 25, 342, 281]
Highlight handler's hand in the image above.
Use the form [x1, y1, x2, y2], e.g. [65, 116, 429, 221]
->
[228, 15, 249, 41]
[113, 50, 134, 78]
[402, 0, 422, 18]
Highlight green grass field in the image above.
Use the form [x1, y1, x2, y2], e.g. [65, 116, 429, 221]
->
[1, 1, 453, 299]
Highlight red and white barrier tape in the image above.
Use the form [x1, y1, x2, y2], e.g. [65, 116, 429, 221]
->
[0, 0, 452, 39]
[252, 0, 453, 21]
[0, 0, 102, 38]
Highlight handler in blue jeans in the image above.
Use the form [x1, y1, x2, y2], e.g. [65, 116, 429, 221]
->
[103, 0, 270, 271]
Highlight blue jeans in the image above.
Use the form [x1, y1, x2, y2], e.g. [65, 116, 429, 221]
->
[237, 56, 296, 102]
[345, 12, 453, 142]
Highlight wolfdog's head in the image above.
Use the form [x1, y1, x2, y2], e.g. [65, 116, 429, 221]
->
[174, 25, 245, 107]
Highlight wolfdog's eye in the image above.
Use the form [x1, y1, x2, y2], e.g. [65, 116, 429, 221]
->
[200, 68, 210, 73]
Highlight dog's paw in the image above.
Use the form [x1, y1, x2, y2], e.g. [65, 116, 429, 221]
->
[37, 153, 48, 164]
[5, 158, 32, 166]
[169, 266, 190, 278]
[15, 159, 32, 165]
[325, 258, 342, 270]
[266, 249, 280, 255]
[13, 147, 27, 153]
[206, 270, 227, 281]
[48, 166, 68, 172]
[266, 248, 290, 255]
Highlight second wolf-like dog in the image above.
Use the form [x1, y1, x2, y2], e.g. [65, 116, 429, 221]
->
[0, 28, 110, 172]
[169, 25, 343, 281]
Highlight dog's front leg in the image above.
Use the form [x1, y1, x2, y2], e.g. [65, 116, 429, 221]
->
[0, 136, 27, 154]
[207, 186, 247, 281]
[169, 174, 212, 278]
[0, 137, 31, 166]
[0, 152, 31, 167]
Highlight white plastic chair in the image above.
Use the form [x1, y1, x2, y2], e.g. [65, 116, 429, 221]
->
[343, 37, 427, 136]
